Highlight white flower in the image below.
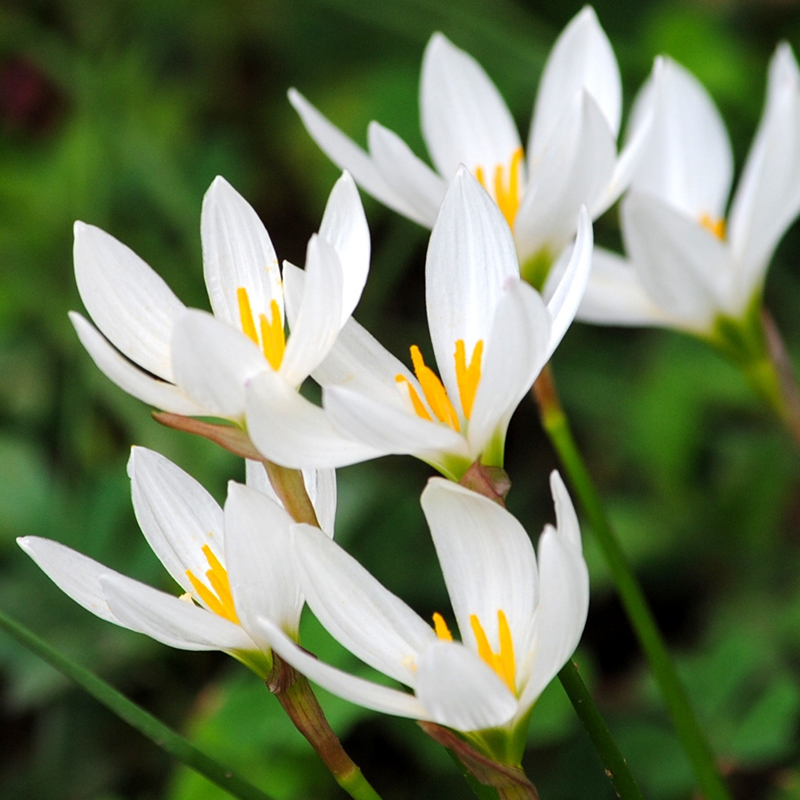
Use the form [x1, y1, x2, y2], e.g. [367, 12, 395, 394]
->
[245, 169, 592, 480]
[18, 448, 336, 677]
[70, 172, 373, 433]
[260, 473, 588, 757]
[579, 44, 800, 335]
[289, 7, 636, 274]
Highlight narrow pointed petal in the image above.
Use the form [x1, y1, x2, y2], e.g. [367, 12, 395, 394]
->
[280, 237, 344, 387]
[260, 619, 430, 720]
[367, 122, 446, 228]
[18, 537, 120, 623]
[728, 43, 800, 299]
[415, 641, 518, 730]
[288, 89, 429, 225]
[426, 167, 519, 402]
[128, 447, 224, 597]
[317, 171, 372, 322]
[245, 370, 383, 469]
[224, 483, 301, 641]
[622, 191, 735, 328]
[73, 222, 185, 382]
[420, 33, 521, 180]
[629, 58, 733, 219]
[515, 91, 615, 260]
[420, 480, 538, 657]
[529, 6, 621, 157]
[171, 310, 266, 418]
[70, 312, 206, 416]
[550, 471, 582, 550]
[102, 574, 255, 651]
[291, 523, 437, 685]
[201, 176, 281, 326]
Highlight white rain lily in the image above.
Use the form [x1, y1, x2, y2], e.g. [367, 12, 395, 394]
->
[18, 448, 336, 677]
[261, 473, 588, 761]
[579, 44, 800, 337]
[70, 172, 373, 436]
[289, 7, 636, 279]
[246, 168, 592, 480]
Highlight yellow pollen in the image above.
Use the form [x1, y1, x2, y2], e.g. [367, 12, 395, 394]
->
[454, 339, 483, 420]
[475, 148, 524, 229]
[237, 287, 259, 345]
[432, 612, 453, 641]
[237, 287, 285, 371]
[699, 213, 726, 240]
[395, 345, 461, 431]
[186, 544, 239, 624]
[470, 610, 516, 693]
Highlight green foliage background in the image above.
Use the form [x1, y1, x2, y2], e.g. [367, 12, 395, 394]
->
[1, 0, 800, 798]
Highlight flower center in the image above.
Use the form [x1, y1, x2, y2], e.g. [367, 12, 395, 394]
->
[431, 610, 516, 693]
[237, 287, 285, 370]
[394, 340, 483, 432]
[475, 148, 524, 229]
[699, 213, 726, 240]
[185, 544, 239, 624]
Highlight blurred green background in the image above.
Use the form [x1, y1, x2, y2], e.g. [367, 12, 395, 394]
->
[1, 0, 800, 798]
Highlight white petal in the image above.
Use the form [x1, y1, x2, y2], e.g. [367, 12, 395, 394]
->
[171, 309, 266, 419]
[224, 483, 301, 641]
[621, 191, 736, 328]
[420, 480, 538, 661]
[288, 89, 429, 226]
[367, 122, 446, 227]
[420, 33, 521, 181]
[260, 619, 430, 720]
[102, 574, 255, 651]
[515, 91, 615, 260]
[468, 280, 551, 458]
[245, 370, 383, 469]
[18, 537, 119, 623]
[529, 6, 621, 157]
[291, 523, 437, 686]
[73, 222, 185, 381]
[201, 176, 281, 327]
[317, 171, 372, 322]
[728, 43, 800, 300]
[280, 236, 344, 387]
[426, 167, 519, 404]
[629, 57, 732, 219]
[415, 641, 518, 730]
[70, 312, 207, 416]
[127, 447, 224, 598]
[550, 470, 582, 550]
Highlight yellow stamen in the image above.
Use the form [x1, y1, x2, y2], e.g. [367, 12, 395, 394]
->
[699, 213, 726, 240]
[185, 544, 239, 624]
[259, 298, 285, 370]
[432, 612, 453, 641]
[395, 345, 461, 431]
[475, 148, 524, 229]
[395, 376, 432, 421]
[454, 339, 483, 420]
[470, 610, 516, 693]
[237, 287, 259, 345]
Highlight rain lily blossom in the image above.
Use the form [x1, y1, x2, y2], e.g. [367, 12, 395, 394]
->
[246, 168, 593, 481]
[579, 45, 800, 344]
[261, 473, 588, 764]
[70, 172, 374, 455]
[289, 6, 638, 284]
[18, 447, 336, 678]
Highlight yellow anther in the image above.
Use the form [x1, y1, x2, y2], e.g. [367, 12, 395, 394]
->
[237, 287, 259, 345]
[186, 544, 239, 624]
[259, 298, 285, 371]
[454, 339, 483, 420]
[396, 345, 460, 431]
[470, 610, 516, 693]
[395, 375, 433, 421]
[475, 148, 524, 229]
[432, 612, 453, 641]
[699, 213, 726, 240]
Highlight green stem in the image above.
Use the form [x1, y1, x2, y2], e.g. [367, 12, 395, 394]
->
[557, 661, 645, 800]
[533, 367, 732, 800]
[0, 608, 274, 800]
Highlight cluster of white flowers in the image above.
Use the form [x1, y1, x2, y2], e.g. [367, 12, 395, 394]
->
[18, 4, 800, 779]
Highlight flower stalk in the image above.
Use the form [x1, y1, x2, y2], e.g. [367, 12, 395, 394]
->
[533, 365, 732, 800]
